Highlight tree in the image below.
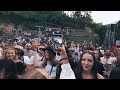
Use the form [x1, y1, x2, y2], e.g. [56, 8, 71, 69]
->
[73, 11, 83, 19]
[0, 11, 94, 29]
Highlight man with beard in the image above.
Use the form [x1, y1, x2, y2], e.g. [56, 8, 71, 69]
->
[24, 43, 34, 58]
[100, 49, 117, 79]
[29, 46, 45, 65]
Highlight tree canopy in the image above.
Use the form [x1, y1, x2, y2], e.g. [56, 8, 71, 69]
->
[0, 11, 94, 29]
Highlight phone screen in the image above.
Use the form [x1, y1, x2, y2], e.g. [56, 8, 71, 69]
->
[54, 35, 62, 44]
[54, 34, 63, 49]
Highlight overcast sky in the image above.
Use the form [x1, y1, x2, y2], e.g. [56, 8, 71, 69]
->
[91, 11, 120, 25]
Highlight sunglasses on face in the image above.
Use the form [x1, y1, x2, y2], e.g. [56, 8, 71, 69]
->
[26, 46, 31, 48]
[38, 48, 43, 50]
[75, 53, 78, 56]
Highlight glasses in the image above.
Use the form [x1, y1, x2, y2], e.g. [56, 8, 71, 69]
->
[26, 46, 31, 48]
[75, 53, 78, 56]
[38, 48, 43, 50]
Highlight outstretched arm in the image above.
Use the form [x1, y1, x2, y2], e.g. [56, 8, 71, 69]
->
[59, 45, 76, 79]
[33, 49, 44, 68]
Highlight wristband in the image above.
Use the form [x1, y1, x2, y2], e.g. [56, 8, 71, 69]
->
[59, 57, 68, 62]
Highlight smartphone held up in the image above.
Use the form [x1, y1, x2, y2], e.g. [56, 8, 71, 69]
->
[54, 34, 63, 51]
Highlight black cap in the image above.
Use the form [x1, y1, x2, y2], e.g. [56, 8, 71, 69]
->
[43, 46, 56, 56]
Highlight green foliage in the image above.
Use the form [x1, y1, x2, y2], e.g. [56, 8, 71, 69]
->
[0, 11, 107, 44]
[0, 11, 94, 29]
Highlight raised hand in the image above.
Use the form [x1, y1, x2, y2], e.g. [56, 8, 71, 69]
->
[58, 45, 69, 64]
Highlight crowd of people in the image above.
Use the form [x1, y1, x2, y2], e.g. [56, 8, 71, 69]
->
[0, 30, 120, 79]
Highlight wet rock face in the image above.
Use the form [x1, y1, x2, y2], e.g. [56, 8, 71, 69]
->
[103, 24, 116, 47]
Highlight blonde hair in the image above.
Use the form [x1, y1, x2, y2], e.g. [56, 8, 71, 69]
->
[22, 68, 50, 79]
[3, 47, 17, 60]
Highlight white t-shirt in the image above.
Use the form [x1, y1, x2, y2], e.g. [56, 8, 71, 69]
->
[44, 61, 57, 78]
[0, 48, 3, 58]
[60, 63, 76, 79]
[100, 56, 117, 77]
[24, 49, 34, 58]
[24, 54, 43, 65]
[100, 49, 104, 55]
[23, 56, 31, 64]
[100, 56, 117, 65]
[75, 47, 79, 52]
[55, 55, 61, 62]
[43, 56, 60, 78]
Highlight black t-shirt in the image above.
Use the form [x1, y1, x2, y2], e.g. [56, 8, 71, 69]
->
[15, 62, 26, 75]
[96, 61, 105, 76]
[110, 65, 120, 79]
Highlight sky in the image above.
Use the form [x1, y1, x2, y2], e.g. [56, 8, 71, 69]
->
[91, 11, 120, 25]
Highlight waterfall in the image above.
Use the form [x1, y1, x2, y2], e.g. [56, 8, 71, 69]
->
[103, 24, 116, 48]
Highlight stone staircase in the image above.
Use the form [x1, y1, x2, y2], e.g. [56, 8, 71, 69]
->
[65, 28, 97, 44]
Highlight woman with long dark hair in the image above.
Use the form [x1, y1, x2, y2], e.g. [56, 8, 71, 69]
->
[93, 49, 105, 76]
[75, 52, 104, 79]
[33, 46, 58, 79]
[60, 47, 104, 79]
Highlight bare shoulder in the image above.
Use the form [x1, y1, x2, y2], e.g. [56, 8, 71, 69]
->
[15, 59, 23, 63]
[97, 73, 105, 79]
[36, 68, 52, 79]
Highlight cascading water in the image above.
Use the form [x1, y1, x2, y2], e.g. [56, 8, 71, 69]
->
[103, 24, 116, 48]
